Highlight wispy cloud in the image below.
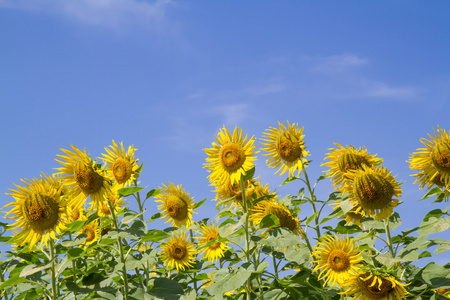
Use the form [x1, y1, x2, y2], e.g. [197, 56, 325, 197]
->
[0, 0, 172, 30]
[300, 53, 368, 73]
[215, 104, 248, 127]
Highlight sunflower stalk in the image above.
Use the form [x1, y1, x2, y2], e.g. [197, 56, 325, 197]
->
[383, 218, 395, 258]
[302, 167, 321, 239]
[240, 176, 252, 300]
[49, 239, 58, 300]
[189, 228, 198, 292]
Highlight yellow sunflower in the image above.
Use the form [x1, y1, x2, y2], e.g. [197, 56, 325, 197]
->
[408, 126, 450, 194]
[155, 182, 195, 228]
[261, 120, 309, 178]
[96, 184, 128, 217]
[341, 272, 408, 300]
[204, 126, 258, 185]
[322, 143, 383, 191]
[79, 221, 100, 246]
[160, 231, 196, 271]
[195, 222, 228, 262]
[55, 144, 111, 207]
[101, 140, 139, 187]
[436, 288, 450, 299]
[330, 200, 366, 229]
[312, 234, 363, 287]
[250, 200, 304, 238]
[3, 175, 74, 249]
[343, 165, 402, 220]
[254, 180, 278, 200]
[213, 178, 256, 210]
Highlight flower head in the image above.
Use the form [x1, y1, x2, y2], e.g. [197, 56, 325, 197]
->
[204, 126, 258, 185]
[195, 222, 228, 262]
[312, 234, 363, 286]
[213, 178, 256, 210]
[261, 120, 309, 178]
[96, 184, 128, 217]
[160, 231, 196, 271]
[79, 221, 100, 246]
[155, 183, 195, 228]
[322, 143, 383, 191]
[101, 140, 139, 187]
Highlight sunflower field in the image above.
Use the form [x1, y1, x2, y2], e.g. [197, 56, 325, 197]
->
[1, 121, 449, 300]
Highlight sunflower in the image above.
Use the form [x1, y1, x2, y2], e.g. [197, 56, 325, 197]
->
[435, 288, 450, 298]
[408, 126, 450, 195]
[341, 271, 408, 300]
[155, 182, 195, 228]
[96, 184, 128, 217]
[312, 234, 363, 287]
[195, 222, 228, 262]
[101, 140, 139, 187]
[343, 165, 402, 220]
[261, 120, 309, 178]
[204, 126, 258, 185]
[330, 200, 366, 229]
[160, 231, 196, 271]
[250, 200, 304, 238]
[322, 143, 383, 191]
[254, 180, 278, 200]
[79, 221, 100, 246]
[55, 145, 111, 207]
[3, 175, 74, 249]
[213, 178, 256, 210]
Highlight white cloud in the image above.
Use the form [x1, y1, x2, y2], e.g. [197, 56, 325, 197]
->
[215, 104, 248, 127]
[0, 0, 171, 30]
[360, 80, 417, 99]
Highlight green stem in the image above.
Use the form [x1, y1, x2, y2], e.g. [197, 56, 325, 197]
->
[189, 229, 198, 292]
[272, 249, 279, 281]
[384, 218, 395, 257]
[302, 167, 321, 238]
[49, 239, 57, 300]
[67, 232, 77, 300]
[240, 177, 251, 300]
[107, 201, 130, 300]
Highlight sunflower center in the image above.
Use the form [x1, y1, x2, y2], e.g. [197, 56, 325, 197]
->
[170, 243, 187, 260]
[82, 226, 96, 242]
[220, 143, 246, 172]
[23, 193, 60, 233]
[112, 158, 132, 184]
[362, 276, 394, 298]
[276, 136, 302, 162]
[74, 162, 103, 194]
[100, 203, 111, 215]
[166, 195, 188, 221]
[353, 173, 394, 210]
[338, 153, 371, 173]
[432, 142, 450, 174]
[327, 249, 350, 272]
[207, 234, 221, 250]
[71, 208, 81, 221]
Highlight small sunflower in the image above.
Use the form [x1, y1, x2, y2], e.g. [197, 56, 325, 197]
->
[55, 145, 111, 207]
[343, 165, 402, 220]
[195, 222, 228, 262]
[250, 200, 304, 238]
[312, 234, 363, 287]
[213, 178, 256, 210]
[155, 183, 195, 228]
[79, 221, 100, 246]
[341, 272, 408, 300]
[101, 140, 139, 187]
[204, 126, 258, 185]
[261, 120, 309, 178]
[322, 143, 383, 191]
[408, 126, 450, 196]
[96, 184, 128, 217]
[3, 175, 74, 249]
[160, 231, 196, 271]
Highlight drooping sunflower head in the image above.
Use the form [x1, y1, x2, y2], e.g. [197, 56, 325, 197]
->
[101, 140, 139, 187]
[343, 165, 402, 220]
[195, 222, 228, 262]
[155, 182, 195, 228]
[312, 234, 363, 287]
[55, 145, 112, 207]
[204, 126, 258, 185]
[96, 184, 128, 217]
[250, 200, 304, 238]
[408, 126, 450, 192]
[341, 271, 409, 300]
[261, 120, 309, 178]
[79, 221, 100, 246]
[160, 231, 196, 271]
[322, 143, 383, 191]
[3, 176, 73, 249]
[213, 178, 256, 210]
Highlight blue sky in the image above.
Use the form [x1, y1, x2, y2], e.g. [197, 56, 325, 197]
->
[1, 1, 449, 265]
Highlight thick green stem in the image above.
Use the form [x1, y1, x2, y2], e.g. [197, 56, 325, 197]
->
[49, 239, 57, 300]
[240, 177, 251, 300]
[189, 229, 198, 292]
[384, 218, 395, 257]
[302, 167, 321, 239]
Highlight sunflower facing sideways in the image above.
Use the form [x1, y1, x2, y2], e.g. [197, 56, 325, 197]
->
[79, 220, 100, 246]
[213, 178, 256, 210]
[204, 126, 258, 185]
[341, 271, 408, 300]
[160, 231, 196, 271]
[322, 143, 383, 191]
[3, 175, 74, 249]
[408, 126, 450, 200]
[101, 140, 139, 187]
[55, 144, 111, 208]
[195, 222, 228, 262]
[261, 120, 309, 178]
[343, 165, 402, 220]
[155, 182, 195, 228]
[312, 234, 363, 287]
[96, 183, 128, 217]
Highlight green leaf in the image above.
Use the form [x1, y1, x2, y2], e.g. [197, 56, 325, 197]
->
[260, 228, 302, 248]
[118, 186, 145, 197]
[420, 187, 444, 200]
[421, 263, 450, 288]
[61, 234, 87, 247]
[262, 289, 288, 299]
[219, 213, 247, 237]
[205, 265, 252, 295]
[320, 208, 342, 224]
[241, 167, 255, 182]
[145, 188, 160, 200]
[0, 276, 29, 290]
[149, 278, 184, 300]
[67, 248, 85, 259]
[193, 198, 207, 210]
[340, 199, 354, 214]
[259, 214, 280, 229]
[281, 176, 300, 186]
[122, 212, 144, 224]
[141, 229, 171, 242]
[305, 211, 319, 225]
[147, 212, 162, 223]
[419, 216, 450, 236]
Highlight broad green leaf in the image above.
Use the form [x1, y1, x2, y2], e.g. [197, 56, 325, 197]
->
[193, 198, 207, 210]
[259, 214, 280, 229]
[141, 229, 171, 242]
[435, 244, 450, 255]
[122, 212, 144, 224]
[145, 188, 161, 200]
[259, 228, 302, 248]
[67, 248, 85, 259]
[305, 211, 319, 225]
[421, 263, 450, 288]
[0, 276, 29, 289]
[149, 278, 184, 300]
[340, 199, 354, 214]
[147, 212, 162, 223]
[281, 176, 300, 186]
[118, 186, 145, 197]
[241, 167, 255, 182]
[262, 289, 288, 299]
[420, 187, 443, 200]
[61, 234, 87, 247]
[320, 208, 342, 225]
[419, 216, 450, 236]
[219, 213, 247, 237]
[205, 265, 252, 295]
